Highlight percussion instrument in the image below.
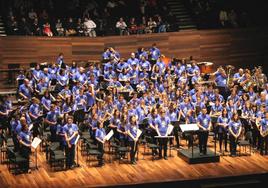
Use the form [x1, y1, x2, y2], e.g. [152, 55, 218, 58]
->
[198, 62, 214, 74]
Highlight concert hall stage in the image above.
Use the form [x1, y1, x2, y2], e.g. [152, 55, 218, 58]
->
[178, 147, 220, 164]
[1, 142, 268, 188]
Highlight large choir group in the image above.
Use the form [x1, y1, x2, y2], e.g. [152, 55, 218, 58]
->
[0, 43, 267, 173]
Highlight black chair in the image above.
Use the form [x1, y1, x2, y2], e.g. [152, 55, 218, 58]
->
[7, 147, 28, 174]
[48, 142, 66, 171]
[86, 142, 101, 166]
[238, 132, 252, 156]
[145, 136, 159, 161]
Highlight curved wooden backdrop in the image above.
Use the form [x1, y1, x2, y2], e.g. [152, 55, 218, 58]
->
[0, 27, 267, 72]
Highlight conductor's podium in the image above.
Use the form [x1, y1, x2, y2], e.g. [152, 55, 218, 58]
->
[177, 124, 220, 164]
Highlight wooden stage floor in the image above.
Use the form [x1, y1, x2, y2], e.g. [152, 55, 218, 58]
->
[1, 140, 268, 188]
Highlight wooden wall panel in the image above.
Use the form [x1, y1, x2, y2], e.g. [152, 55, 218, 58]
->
[0, 28, 267, 73]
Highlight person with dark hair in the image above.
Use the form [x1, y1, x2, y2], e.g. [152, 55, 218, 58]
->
[228, 113, 242, 156]
[217, 108, 229, 153]
[259, 112, 268, 155]
[95, 121, 106, 166]
[197, 107, 211, 155]
[63, 116, 79, 169]
[126, 115, 139, 164]
[18, 120, 32, 173]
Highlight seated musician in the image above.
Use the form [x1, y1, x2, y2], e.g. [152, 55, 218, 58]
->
[32, 64, 42, 82]
[40, 67, 51, 85]
[74, 88, 87, 112]
[118, 68, 130, 83]
[210, 99, 223, 116]
[18, 120, 32, 173]
[232, 68, 244, 85]
[88, 112, 99, 142]
[127, 52, 139, 66]
[197, 107, 212, 155]
[191, 70, 201, 85]
[217, 108, 229, 153]
[19, 79, 33, 100]
[74, 67, 87, 86]
[259, 112, 268, 155]
[228, 113, 242, 156]
[85, 84, 95, 107]
[179, 97, 194, 122]
[45, 104, 60, 142]
[115, 95, 127, 111]
[41, 90, 52, 114]
[59, 85, 72, 100]
[63, 116, 79, 169]
[126, 115, 139, 165]
[213, 66, 227, 88]
[36, 78, 48, 94]
[95, 122, 106, 166]
[139, 56, 151, 72]
[56, 69, 69, 92]
[155, 108, 170, 160]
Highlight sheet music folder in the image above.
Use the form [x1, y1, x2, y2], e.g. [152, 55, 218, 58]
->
[31, 137, 42, 149]
[179, 124, 199, 132]
[104, 130, 114, 141]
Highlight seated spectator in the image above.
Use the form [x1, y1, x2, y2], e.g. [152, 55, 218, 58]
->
[146, 17, 157, 33]
[76, 18, 85, 36]
[55, 19, 65, 36]
[137, 16, 146, 34]
[19, 17, 32, 35]
[229, 10, 238, 28]
[116, 17, 128, 36]
[84, 17, 97, 37]
[128, 17, 138, 35]
[28, 8, 37, 22]
[7, 16, 19, 35]
[156, 16, 166, 33]
[32, 18, 41, 36]
[43, 22, 53, 37]
[65, 17, 77, 36]
[219, 9, 228, 27]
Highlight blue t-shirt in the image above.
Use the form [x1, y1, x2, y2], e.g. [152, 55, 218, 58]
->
[197, 114, 211, 130]
[63, 123, 78, 145]
[156, 116, 170, 136]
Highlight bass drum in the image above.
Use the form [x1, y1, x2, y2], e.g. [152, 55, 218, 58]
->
[199, 62, 214, 74]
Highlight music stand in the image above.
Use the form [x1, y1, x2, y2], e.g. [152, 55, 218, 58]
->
[74, 135, 80, 168]
[31, 137, 42, 170]
[155, 136, 174, 157]
[179, 124, 199, 158]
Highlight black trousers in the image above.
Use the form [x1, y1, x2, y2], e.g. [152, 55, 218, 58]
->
[229, 135, 238, 155]
[20, 145, 31, 171]
[97, 142, 104, 164]
[260, 135, 268, 155]
[218, 130, 228, 151]
[65, 144, 75, 168]
[158, 138, 168, 157]
[150, 130, 158, 155]
[129, 141, 138, 162]
[198, 131, 209, 154]
[252, 127, 261, 149]
[12, 134, 20, 152]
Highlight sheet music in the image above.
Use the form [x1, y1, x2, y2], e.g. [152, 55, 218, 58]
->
[180, 124, 199, 132]
[104, 130, 114, 141]
[29, 123, 33, 131]
[155, 136, 174, 138]
[167, 124, 174, 135]
[137, 129, 142, 139]
[74, 135, 80, 145]
[31, 137, 42, 149]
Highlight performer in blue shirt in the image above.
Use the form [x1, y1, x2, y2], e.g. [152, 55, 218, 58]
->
[228, 113, 242, 156]
[126, 116, 139, 165]
[18, 122, 32, 173]
[217, 108, 229, 153]
[95, 122, 107, 166]
[259, 112, 268, 155]
[197, 107, 212, 155]
[63, 116, 79, 169]
[45, 104, 60, 141]
[155, 109, 170, 160]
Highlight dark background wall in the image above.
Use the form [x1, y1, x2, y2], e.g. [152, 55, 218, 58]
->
[0, 28, 267, 73]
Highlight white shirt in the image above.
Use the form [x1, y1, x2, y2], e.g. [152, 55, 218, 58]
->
[84, 20, 97, 30]
[116, 21, 127, 29]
